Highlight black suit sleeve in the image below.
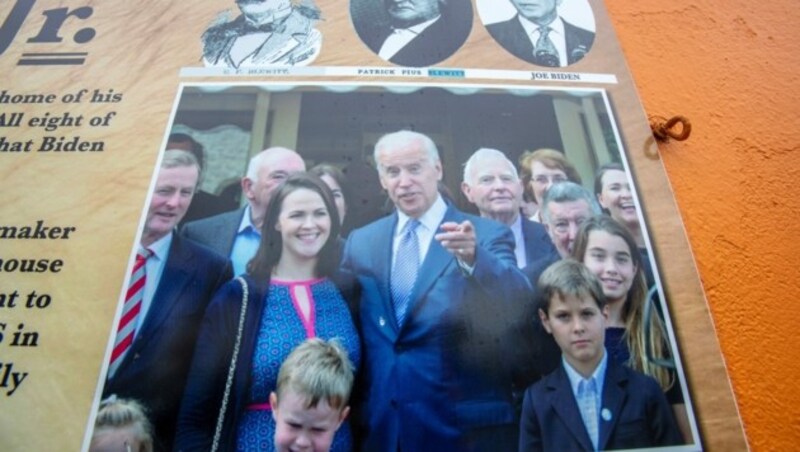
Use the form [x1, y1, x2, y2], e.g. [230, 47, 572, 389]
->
[645, 377, 685, 446]
[519, 386, 544, 452]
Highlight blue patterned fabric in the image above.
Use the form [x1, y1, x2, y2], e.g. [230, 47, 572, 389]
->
[235, 278, 360, 451]
[390, 219, 420, 327]
[577, 378, 600, 450]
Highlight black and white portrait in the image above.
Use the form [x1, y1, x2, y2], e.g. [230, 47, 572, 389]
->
[202, 0, 323, 68]
[350, 0, 473, 67]
[478, 0, 595, 67]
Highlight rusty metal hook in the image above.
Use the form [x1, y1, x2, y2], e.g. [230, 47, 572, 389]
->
[649, 115, 692, 142]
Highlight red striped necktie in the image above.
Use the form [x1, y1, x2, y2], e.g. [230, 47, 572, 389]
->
[108, 248, 151, 378]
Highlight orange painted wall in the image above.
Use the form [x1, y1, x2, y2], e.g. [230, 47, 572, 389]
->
[606, 1, 800, 449]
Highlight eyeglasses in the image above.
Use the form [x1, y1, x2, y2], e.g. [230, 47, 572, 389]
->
[532, 174, 567, 185]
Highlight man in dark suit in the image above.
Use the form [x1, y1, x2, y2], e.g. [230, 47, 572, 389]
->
[354, 0, 472, 67]
[102, 150, 232, 451]
[182, 146, 305, 275]
[461, 147, 562, 402]
[461, 147, 559, 269]
[342, 131, 533, 450]
[486, 0, 594, 66]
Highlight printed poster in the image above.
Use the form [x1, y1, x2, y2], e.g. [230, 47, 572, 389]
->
[0, 0, 742, 450]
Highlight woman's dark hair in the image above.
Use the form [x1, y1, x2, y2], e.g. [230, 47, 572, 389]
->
[310, 163, 349, 218]
[167, 133, 205, 171]
[593, 162, 625, 199]
[247, 172, 341, 280]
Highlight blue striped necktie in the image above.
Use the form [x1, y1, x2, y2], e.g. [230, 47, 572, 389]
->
[391, 220, 420, 327]
[578, 378, 600, 450]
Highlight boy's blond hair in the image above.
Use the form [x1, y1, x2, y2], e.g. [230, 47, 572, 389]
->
[276, 338, 354, 410]
[92, 396, 154, 452]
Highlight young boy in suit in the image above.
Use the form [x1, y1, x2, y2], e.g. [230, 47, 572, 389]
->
[519, 260, 683, 451]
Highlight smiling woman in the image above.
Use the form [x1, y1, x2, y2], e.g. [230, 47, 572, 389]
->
[274, 187, 332, 269]
[175, 173, 361, 451]
[595, 163, 641, 244]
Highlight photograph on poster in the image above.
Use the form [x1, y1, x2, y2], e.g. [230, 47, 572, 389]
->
[350, 0, 473, 67]
[477, 0, 596, 67]
[90, 82, 701, 451]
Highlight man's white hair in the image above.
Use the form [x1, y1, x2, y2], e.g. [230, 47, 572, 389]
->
[462, 147, 519, 185]
[246, 147, 300, 180]
[373, 130, 440, 173]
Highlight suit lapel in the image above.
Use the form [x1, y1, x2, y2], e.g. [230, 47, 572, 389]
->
[131, 236, 192, 353]
[598, 362, 627, 450]
[363, 213, 399, 342]
[512, 15, 535, 56]
[521, 219, 536, 263]
[549, 367, 595, 451]
[404, 207, 457, 326]
[223, 208, 246, 255]
[376, 215, 401, 335]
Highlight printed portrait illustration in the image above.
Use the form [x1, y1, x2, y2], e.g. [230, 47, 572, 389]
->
[350, 0, 473, 67]
[202, 0, 323, 68]
[477, 0, 596, 67]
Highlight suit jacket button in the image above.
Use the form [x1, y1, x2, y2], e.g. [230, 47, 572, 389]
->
[133, 353, 140, 360]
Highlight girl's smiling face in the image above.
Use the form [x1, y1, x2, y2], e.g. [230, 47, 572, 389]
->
[581, 229, 636, 304]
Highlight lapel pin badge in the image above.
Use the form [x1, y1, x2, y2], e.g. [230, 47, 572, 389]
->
[601, 408, 612, 421]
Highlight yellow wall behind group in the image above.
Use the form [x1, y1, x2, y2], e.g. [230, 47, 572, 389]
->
[607, 1, 800, 449]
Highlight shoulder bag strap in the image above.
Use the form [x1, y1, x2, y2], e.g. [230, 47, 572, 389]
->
[211, 276, 249, 452]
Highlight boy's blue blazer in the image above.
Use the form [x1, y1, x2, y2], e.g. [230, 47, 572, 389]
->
[519, 359, 684, 451]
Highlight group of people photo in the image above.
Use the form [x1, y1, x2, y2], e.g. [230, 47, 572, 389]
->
[90, 83, 696, 451]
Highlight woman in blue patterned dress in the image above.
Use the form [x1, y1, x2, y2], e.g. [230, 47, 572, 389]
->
[175, 173, 361, 451]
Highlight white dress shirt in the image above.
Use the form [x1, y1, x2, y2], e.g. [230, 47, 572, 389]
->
[392, 195, 447, 268]
[510, 215, 527, 268]
[138, 232, 172, 338]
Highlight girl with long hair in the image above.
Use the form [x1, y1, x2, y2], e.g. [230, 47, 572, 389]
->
[572, 215, 690, 442]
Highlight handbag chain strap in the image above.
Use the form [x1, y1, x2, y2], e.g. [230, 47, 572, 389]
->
[211, 276, 249, 452]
